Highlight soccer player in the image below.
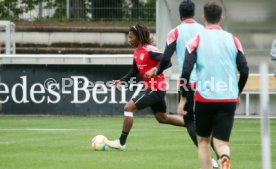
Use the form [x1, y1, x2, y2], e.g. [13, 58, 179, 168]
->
[107, 23, 185, 150]
[145, 0, 218, 167]
[146, 0, 202, 145]
[180, 2, 249, 169]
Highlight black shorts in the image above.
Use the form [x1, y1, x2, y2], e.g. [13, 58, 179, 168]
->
[132, 89, 166, 114]
[195, 102, 236, 141]
[178, 90, 195, 123]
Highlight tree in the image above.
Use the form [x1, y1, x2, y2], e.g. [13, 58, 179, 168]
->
[0, 0, 56, 20]
[131, 0, 139, 19]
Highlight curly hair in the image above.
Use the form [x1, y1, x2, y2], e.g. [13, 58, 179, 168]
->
[129, 23, 153, 45]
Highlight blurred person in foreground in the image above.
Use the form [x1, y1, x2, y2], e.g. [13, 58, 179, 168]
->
[145, 0, 219, 167]
[179, 2, 248, 169]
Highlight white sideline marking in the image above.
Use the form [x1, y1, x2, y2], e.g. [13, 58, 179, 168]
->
[0, 128, 275, 133]
[0, 128, 79, 131]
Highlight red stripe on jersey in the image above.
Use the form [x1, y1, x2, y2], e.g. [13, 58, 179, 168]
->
[182, 18, 196, 24]
[167, 28, 178, 45]
[187, 35, 200, 53]
[233, 35, 244, 54]
[143, 45, 160, 53]
[194, 91, 237, 102]
[205, 25, 222, 30]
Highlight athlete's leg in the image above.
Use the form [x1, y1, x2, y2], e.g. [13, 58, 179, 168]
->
[151, 90, 185, 126]
[122, 100, 137, 134]
[108, 90, 155, 150]
[197, 136, 213, 169]
[185, 108, 219, 168]
[154, 112, 184, 126]
[213, 138, 230, 158]
[107, 99, 137, 150]
[213, 138, 231, 169]
[195, 102, 214, 169]
[212, 102, 236, 168]
[119, 89, 168, 146]
[184, 117, 197, 146]
[183, 90, 197, 146]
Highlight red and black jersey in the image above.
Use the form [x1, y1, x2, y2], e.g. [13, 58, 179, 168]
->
[120, 44, 170, 90]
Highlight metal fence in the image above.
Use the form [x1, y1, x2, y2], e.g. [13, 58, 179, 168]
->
[0, 0, 156, 22]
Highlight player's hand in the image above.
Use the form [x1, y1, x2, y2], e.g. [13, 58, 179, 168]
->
[178, 96, 187, 116]
[112, 80, 121, 88]
[177, 105, 187, 116]
[144, 67, 158, 78]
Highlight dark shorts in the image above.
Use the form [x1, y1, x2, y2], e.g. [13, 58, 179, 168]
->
[178, 90, 195, 123]
[132, 89, 166, 114]
[195, 102, 236, 141]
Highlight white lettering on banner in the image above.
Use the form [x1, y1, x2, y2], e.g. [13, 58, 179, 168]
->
[108, 85, 117, 104]
[71, 76, 90, 103]
[47, 83, 61, 104]
[0, 75, 237, 104]
[0, 76, 140, 104]
[11, 76, 29, 104]
[30, 83, 45, 104]
[0, 83, 9, 103]
[129, 84, 143, 99]
[92, 84, 108, 104]
[62, 78, 73, 94]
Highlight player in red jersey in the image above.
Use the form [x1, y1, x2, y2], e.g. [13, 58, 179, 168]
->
[107, 24, 185, 150]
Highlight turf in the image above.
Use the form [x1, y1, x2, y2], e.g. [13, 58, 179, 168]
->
[0, 116, 275, 169]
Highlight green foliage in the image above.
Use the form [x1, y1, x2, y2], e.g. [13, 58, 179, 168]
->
[51, 0, 66, 19]
[139, 0, 156, 21]
[0, 0, 156, 22]
[0, 0, 57, 20]
[0, 0, 23, 19]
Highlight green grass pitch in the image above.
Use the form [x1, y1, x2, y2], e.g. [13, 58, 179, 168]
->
[0, 116, 275, 169]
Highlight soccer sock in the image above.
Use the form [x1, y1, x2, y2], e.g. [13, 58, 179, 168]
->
[119, 131, 129, 145]
[220, 154, 230, 160]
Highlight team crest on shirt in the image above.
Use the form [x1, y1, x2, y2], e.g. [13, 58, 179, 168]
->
[140, 54, 144, 60]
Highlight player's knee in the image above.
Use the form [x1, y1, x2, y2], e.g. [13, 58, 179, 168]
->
[124, 102, 136, 112]
[197, 136, 211, 145]
[155, 114, 167, 124]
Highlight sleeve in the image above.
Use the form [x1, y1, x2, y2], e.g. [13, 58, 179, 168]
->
[233, 35, 244, 54]
[155, 41, 176, 75]
[187, 35, 200, 54]
[148, 50, 163, 61]
[155, 28, 178, 75]
[148, 51, 172, 69]
[236, 51, 249, 94]
[119, 60, 139, 82]
[180, 49, 197, 97]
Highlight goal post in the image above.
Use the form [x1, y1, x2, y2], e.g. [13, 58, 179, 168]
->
[260, 63, 272, 169]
